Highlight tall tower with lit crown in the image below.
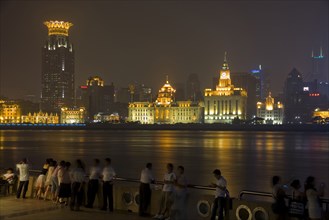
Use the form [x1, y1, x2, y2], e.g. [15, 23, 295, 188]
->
[41, 20, 75, 113]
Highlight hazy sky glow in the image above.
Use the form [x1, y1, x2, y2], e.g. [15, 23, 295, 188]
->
[1, 0, 328, 99]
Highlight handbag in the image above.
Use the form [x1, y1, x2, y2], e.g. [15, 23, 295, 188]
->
[288, 191, 305, 217]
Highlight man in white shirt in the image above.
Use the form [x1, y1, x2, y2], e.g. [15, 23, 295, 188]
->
[16, 158, 30, 199]
[101, 158, 116, 212]
[210, 169, 227, 220]
[85, 159, 101, 208]
[154, 163, 176, 220]
[139, 162, 155, 217]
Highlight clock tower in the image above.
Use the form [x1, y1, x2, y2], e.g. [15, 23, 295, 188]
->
[218, 52, 231, 88]
[204, 52, 248, 123]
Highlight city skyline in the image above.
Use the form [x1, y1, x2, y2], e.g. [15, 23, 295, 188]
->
[0, 1, 328, 99]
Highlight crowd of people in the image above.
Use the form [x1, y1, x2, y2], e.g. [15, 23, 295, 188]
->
[1, 158, 327, 220]
[272, 175, 326, 220]
[11, 158, 116, 212]
[2, 157, 230, 220]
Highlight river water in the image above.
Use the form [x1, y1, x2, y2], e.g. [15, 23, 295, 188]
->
[0, 130, 328, 197]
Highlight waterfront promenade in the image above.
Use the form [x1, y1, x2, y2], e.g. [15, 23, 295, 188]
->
[0, 196, 144, 220]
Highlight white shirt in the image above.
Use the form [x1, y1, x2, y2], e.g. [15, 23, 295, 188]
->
[215, 176, 227, 198]
[71, 167, 86, 183]
[102, 166, 116, 182]
[35, 174, 46, 188]
[89, 166, 102, 180]
[16, 163, 29, 181]
[306, 188, 322, 218]
[163, 172, 176, 192]
[140, 168, 154, 184]
[3, 173, 15, 184]
[45, 166, 54, 185]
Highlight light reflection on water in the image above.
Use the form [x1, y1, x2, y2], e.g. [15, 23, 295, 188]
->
[0, 130, 328, 197]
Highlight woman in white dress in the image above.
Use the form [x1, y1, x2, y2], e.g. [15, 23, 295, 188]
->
[305, 176, 325, 220]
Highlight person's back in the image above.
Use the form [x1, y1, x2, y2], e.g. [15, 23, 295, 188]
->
[71, 167, 86, 183]
[16, 158, 30, 199]
[305, 176, 324, 220]
[139, 163, 154, 217]
[17, 162, 29, 182]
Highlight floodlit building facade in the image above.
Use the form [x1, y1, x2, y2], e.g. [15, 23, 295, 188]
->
[0, 100, 21, 123]
[204, 53, 247, 123]
[21, 112, 59, 124]
[94, 112, 120, 123]
[312, 109, 329, 124]
[128, 77, 203, 124]
[256, 92, 284, 124]
[60, 107, 86, 124]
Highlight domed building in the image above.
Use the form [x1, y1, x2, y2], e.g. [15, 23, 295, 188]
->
[128, 77, 204, 124]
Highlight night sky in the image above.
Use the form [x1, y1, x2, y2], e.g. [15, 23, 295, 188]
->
[1, 0, 328, 99]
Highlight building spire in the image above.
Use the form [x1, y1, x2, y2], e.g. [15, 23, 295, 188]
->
[320, 46, 323, 57]
[166, 74, 169, 83]
[311, 49, 314, 58]
[222, 51, 229, 70]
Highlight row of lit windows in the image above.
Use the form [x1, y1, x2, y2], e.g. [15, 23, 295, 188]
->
[133, 113, 153, 116]
[172, 113, 197, 116]
[172, 117, 192, 120]
[205, 116, 236, 120]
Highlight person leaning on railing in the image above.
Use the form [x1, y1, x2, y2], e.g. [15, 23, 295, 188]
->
[139, 162, 155, 217]
[16, 158, 30, 199]
[100, 158, 116, 212]
[85, 159, 102, 209]
[210, 169, 227, 220]
[271, 175, 289, 220]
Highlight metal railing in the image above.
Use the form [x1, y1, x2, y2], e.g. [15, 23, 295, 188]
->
[239, 189, 329, 211]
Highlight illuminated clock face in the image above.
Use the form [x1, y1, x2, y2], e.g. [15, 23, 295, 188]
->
[221, 72, 227, 78]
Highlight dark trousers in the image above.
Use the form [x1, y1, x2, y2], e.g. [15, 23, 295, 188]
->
[70, 182, 84, 208]
[139, 183, 151, 215]
[87, 179, 99, 207]
[16, 180, 29, 198]
[102, 181, 113, 211]
[211, 197, 226, 220]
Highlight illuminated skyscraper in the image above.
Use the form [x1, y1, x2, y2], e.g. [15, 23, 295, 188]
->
[283, 68, 308, 123]
[41, 21, 75, 112]
[311, 47, 326, 82]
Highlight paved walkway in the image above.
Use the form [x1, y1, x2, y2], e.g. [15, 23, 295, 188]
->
[0, 197, 146, 220]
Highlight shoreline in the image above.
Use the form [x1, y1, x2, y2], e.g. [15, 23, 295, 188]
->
[0, 123, 328, 132]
